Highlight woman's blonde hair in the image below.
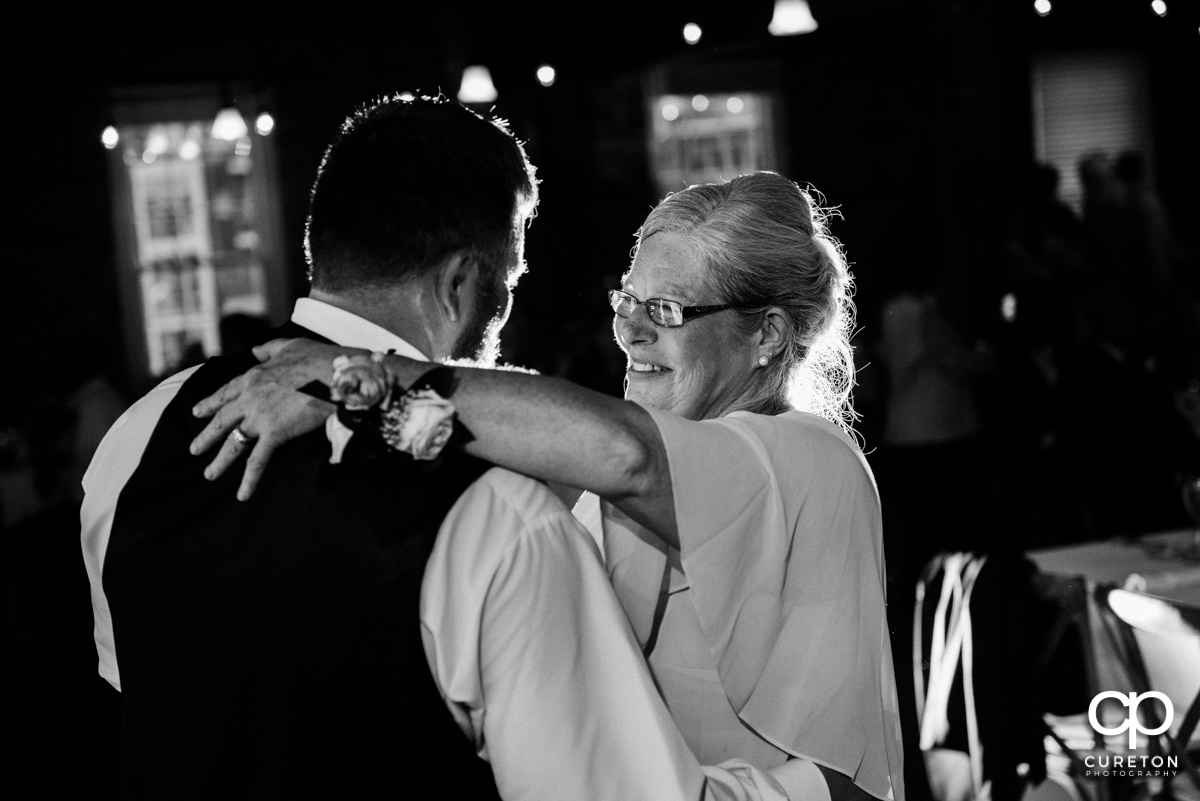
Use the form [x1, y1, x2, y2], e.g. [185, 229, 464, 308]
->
[636, 171, 858, 432]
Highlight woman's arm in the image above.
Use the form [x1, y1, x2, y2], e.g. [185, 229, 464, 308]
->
[191, 338, 680, 548]
[410, 359, 679, 545]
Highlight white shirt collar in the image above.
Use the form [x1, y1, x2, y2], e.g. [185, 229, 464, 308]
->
[290, 298, 429, 361]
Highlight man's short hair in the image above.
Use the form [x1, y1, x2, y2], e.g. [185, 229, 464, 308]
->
[305, 94, 538, 292]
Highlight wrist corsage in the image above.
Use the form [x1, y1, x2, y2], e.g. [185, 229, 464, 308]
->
[378, 385, 456, 460]
[330, 352, 395, 411]
[328, 352, 467, 463]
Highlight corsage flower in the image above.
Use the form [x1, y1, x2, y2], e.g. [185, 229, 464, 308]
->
[330, 354, 392, 410]
[325, 353, 460, 463]
[380, 388, 457, 461]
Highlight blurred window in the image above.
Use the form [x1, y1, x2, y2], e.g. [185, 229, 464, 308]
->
[648, 93, 778, 198]
[106, 89, 286, 386]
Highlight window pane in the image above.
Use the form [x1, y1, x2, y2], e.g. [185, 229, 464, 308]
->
[648, 93, 778, 199]
[115, 119, 271, 378]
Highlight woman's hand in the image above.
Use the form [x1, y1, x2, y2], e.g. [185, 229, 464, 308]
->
[190, 338, 354, 500]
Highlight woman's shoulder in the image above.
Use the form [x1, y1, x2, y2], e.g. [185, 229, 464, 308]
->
[727, 409, 862, 456]
[646, 406, 873, 498]
[726, 411, 875, 489]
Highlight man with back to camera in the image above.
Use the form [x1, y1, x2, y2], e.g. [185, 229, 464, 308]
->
[82, 94, 811, 800]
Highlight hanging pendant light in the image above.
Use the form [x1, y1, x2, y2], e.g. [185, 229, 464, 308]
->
[213, 105, 248, 141]
[457, 65, 498, 104]
[212, 81, 249, 142]
[769, 0, 819, 36]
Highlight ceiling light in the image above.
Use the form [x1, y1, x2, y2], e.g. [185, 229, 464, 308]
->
[213, 107, 248, 142]
[254, 112, 275, 136]
[769, 0, 818, 35]
[457, 65, 498, 104]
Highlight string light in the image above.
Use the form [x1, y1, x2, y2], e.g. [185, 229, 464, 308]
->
[536, 64, 556, 87]
[1034, 0, 1052, 17]
[101, 126, 119, 149]
[682, 23, 702, 45]
[254, 112, 275, 136]
[145, 127, 170, 155]
[1150, 0, 1167, 17]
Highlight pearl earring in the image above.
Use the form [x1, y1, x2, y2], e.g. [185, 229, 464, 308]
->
[758, 355, 769, 367]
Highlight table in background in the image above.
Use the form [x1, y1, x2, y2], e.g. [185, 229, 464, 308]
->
[1024, 530, 1200, 801]
[1029, 529, 1200, 607]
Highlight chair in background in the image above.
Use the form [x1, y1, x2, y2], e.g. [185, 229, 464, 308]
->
[1032, 574, 1114, 795]
[915, 553, 990, 801]
[914, 552, 1049, 801]
[1103, 589, 1200, 799]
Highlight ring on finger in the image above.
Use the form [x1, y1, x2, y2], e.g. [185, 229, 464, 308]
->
[230, 427, 252, 447]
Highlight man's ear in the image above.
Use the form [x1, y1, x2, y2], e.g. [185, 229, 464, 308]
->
[432, 250, 480, 324]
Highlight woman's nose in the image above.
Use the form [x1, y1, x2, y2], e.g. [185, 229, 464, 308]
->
[614, 306, 658, 346]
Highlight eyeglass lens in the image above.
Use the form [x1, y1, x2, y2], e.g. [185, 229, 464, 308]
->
[610, 291, 683, 327]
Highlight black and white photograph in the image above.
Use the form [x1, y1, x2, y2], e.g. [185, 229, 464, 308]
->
[3, 2, 1198, 799]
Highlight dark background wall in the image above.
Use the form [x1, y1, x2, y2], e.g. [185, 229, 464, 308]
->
[9, 1, 1197, 397]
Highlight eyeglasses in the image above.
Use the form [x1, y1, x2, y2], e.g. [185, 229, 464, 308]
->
[608, 289, 736, 328]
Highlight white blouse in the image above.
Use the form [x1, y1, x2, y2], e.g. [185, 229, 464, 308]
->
[575, 408, 906, 801]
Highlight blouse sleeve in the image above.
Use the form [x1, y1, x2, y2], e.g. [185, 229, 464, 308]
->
[573, 490, 670, 648]
[644, 407, 906, 801]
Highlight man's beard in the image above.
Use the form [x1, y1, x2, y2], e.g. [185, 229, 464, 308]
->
[450, 271, 507, 367]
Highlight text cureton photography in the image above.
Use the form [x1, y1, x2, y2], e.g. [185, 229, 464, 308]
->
[1084, 754, 1179, 778]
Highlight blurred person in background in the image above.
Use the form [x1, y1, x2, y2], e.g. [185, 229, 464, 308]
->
[1071, 149, 1199, 537]
[3, 364, 127, 794]
[874, 257, 998, 588]
[869, 254, 999, 801]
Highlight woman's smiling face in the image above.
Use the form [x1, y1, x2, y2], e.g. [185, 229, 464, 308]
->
[614, 232, 758, 421]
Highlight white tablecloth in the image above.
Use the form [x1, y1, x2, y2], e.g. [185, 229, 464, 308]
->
[1028, 529, 1200, 607]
